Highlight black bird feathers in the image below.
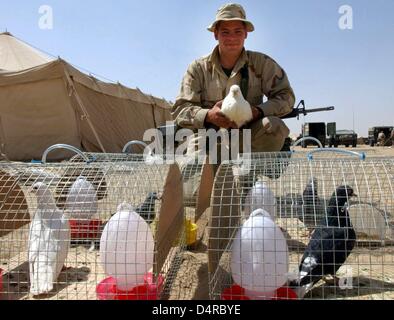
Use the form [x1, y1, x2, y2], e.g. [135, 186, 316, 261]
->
[301, 177, 321, 229]
[290, 185, 357, 292]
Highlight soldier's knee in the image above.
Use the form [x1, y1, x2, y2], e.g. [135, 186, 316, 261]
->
[250, 116, 289, 152]
[262, 116, 290, 137]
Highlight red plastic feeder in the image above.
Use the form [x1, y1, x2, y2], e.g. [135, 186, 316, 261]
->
[221, 285, 298, 300]
[96, 273, 164, 300]
[221, 285, 250, 300]
[70, 219, 102, 240]
[272, 287, 298, 300]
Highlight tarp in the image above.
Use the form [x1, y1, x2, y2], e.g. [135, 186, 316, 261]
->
[0, 32, 172, 161]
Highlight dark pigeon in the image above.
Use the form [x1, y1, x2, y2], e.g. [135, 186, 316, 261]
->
[289, 185, 357, 297]
[279, 178, 320, 222]
[135, 192, 159, 224]
[300, 178, 322, 230]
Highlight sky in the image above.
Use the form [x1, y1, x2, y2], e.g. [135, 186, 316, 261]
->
[1, 0, 393, 136]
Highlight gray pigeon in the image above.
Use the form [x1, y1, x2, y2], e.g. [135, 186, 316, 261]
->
[135, 192, 159, 224]
[280, 178, 322, 229]
[300, 178, 322, 230]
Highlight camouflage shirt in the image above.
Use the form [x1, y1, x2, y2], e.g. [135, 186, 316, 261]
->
[172, 46, 296, 129]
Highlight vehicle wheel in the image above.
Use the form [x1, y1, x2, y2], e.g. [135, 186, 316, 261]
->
[352, 142, 357, 148]
[334, 144, 338, 148]
[345, 144, 349, 147]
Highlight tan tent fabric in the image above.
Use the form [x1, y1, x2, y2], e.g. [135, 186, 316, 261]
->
[0, 33, 172, 161]
[0, 32, 53, 71]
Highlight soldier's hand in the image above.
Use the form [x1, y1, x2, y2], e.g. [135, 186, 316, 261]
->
[205, 100, 237, 129]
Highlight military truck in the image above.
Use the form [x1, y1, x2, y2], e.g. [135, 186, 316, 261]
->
[301, 122, 327, 148]
[327, 123, 357, 147]
[368, 126, 393, 146]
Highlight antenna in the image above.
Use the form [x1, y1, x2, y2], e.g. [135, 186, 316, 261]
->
[352, 106, 355, 133]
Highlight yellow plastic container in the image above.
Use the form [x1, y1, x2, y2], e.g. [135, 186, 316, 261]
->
[171, 219, 198, 247]
[185, 219, 198, 246]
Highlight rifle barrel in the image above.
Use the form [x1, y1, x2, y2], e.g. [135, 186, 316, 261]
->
[281, 106, 335, 119]
[304, 106, 335, 113]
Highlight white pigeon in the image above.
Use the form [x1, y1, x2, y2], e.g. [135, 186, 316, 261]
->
[28, 182, 70, 296]
[64, 176, 98, 221]
[221, 85, 253, 128]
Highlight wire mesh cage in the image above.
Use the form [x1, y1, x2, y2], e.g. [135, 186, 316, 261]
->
[65, 141, 214, 254]
[0, 154, 185, 300]
[68, 141, 214, 224]
[208, 149, 394, 300]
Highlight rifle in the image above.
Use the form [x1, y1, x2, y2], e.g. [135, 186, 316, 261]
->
[281, 100, 335, 120]
[158, 100, 335, 137]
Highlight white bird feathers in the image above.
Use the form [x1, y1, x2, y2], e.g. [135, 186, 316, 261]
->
[65, 176, 98, 221]
[221, 85, 253, 128]
[28, 182, 70, 296]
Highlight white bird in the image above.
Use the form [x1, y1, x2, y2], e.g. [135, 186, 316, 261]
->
[28, 182, 70, 296]
[221, 85, 253, 128]
[64, 176, 98, 221]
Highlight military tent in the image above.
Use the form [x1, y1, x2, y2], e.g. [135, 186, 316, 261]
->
[0, 32, 172, 161]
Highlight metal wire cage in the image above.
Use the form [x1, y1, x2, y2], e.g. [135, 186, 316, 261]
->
[0, 147, 185, 300]
[208, 149, 394, 300]
[68, 141, 214, 224]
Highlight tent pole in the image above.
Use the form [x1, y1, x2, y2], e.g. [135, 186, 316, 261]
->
[63, 68, 107, 153]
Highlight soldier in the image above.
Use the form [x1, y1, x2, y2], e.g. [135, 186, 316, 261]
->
[172, 3, 296, 203]
[377, 131, 386, 146]
[172, 3, 295, 162]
